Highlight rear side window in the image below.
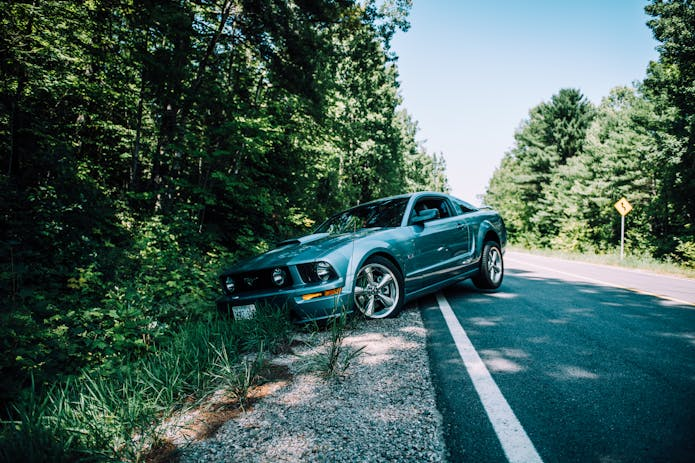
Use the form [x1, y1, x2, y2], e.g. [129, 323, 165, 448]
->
[452, 199, 478, 215]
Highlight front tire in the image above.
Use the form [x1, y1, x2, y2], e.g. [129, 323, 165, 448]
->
[353, 256, 404, 319]
[472, 241, 504, 290]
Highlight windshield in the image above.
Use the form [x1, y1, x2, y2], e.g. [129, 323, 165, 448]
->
[315, 198, 409, 235]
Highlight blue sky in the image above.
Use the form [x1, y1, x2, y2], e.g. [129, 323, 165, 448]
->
[390, 1, 660, 204]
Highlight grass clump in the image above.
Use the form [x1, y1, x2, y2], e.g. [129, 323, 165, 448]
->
[302, 310, 366, 380]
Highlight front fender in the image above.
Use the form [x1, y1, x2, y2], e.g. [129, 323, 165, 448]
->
[341, 238, 410, 294]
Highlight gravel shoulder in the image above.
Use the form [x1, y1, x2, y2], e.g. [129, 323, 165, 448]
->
[175, 305, 448, 462]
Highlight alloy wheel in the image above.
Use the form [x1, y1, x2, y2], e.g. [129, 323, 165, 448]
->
[487, 246, 503, 285]
[354, 262, 400, 318]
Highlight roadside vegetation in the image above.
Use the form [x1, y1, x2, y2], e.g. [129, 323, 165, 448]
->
[1, 0, 444, 444]
[486, 2, 695, 271]
[0, 302, 371, 462]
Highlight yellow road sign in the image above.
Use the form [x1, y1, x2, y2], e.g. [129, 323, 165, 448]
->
[614, 197, 633, 216]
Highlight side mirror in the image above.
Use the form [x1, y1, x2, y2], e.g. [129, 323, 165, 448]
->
[411, 208, 439, 225]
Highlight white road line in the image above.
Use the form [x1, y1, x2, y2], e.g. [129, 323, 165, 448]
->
[506, 256, 695, 307]
[436, 292, 543, 463]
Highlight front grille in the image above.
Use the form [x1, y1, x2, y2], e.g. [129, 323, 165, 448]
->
[223, 267, 293, 294]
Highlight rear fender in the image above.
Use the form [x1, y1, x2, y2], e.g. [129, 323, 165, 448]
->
[476, 219, 504, 260]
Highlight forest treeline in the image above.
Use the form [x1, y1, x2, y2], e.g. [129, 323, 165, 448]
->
[0, 0, 448, 403]
[486, 1, 694, 267]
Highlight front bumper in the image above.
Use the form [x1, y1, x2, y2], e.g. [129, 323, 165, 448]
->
[216, 283, 353, 324]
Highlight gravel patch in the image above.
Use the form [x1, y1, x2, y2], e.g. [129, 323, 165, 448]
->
[176, 306, 448, 462]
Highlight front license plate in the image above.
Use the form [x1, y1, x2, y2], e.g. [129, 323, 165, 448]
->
[232, 304, 256, 320]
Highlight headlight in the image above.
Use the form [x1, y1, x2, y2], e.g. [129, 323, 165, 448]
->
[316, 261, 333, 281]
[224, 276, 235, 293]
[272, 267, 287, 286]
[297, 262, 338, 283]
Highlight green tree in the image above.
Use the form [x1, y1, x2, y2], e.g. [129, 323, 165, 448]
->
[531, 89, 595, 241]
[541, 88, 595, 164]
[486, 89, 594, 245]
[644, 0, 695, 261]
[580, 86, 660, 253]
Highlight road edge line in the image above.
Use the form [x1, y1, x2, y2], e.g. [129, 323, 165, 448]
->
[506, 256, 695, 307]
[435, 292, 543, 463]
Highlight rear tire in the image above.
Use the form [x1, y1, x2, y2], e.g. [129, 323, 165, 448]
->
[472, 241, 504, 290]
[353, 256, 404, 319]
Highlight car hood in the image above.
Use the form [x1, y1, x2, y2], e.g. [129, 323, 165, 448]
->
[226, 229, 385, 273]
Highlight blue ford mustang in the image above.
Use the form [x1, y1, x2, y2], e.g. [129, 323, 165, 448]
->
[217, 192, 506, 323]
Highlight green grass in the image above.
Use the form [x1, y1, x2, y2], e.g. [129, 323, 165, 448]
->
[509, 245, 695, 279]
[0, 304, 294, 462]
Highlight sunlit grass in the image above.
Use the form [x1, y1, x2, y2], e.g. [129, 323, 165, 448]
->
[305, 310, 365, 380]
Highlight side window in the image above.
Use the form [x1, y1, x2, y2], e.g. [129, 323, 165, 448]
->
[436, 199, 452, 219]
[411, 197, 451, 223]
[452, 199, 477, 215]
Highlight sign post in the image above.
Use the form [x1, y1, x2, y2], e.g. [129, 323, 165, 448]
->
[614, 197, 633, 260]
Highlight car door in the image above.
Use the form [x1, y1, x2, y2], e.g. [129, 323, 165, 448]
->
[448, 199, 476, 270]
[406, 196, 468, 290]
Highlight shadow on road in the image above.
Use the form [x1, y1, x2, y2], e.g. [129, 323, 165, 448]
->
[420, 270, 695, 462]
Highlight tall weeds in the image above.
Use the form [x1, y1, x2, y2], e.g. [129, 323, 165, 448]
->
[304, 310, 365, 380]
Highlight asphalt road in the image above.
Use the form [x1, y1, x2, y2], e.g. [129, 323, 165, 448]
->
[420, 251, 695, 463]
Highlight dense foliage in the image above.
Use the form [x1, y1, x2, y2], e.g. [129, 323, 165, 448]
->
[486, 0, 694, 266]
[0, 0, 448, 406]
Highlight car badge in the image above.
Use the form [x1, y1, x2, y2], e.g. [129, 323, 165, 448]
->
[244, 276, 258, 287]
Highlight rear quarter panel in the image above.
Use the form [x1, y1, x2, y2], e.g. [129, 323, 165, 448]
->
[468, 209, 507, 262]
